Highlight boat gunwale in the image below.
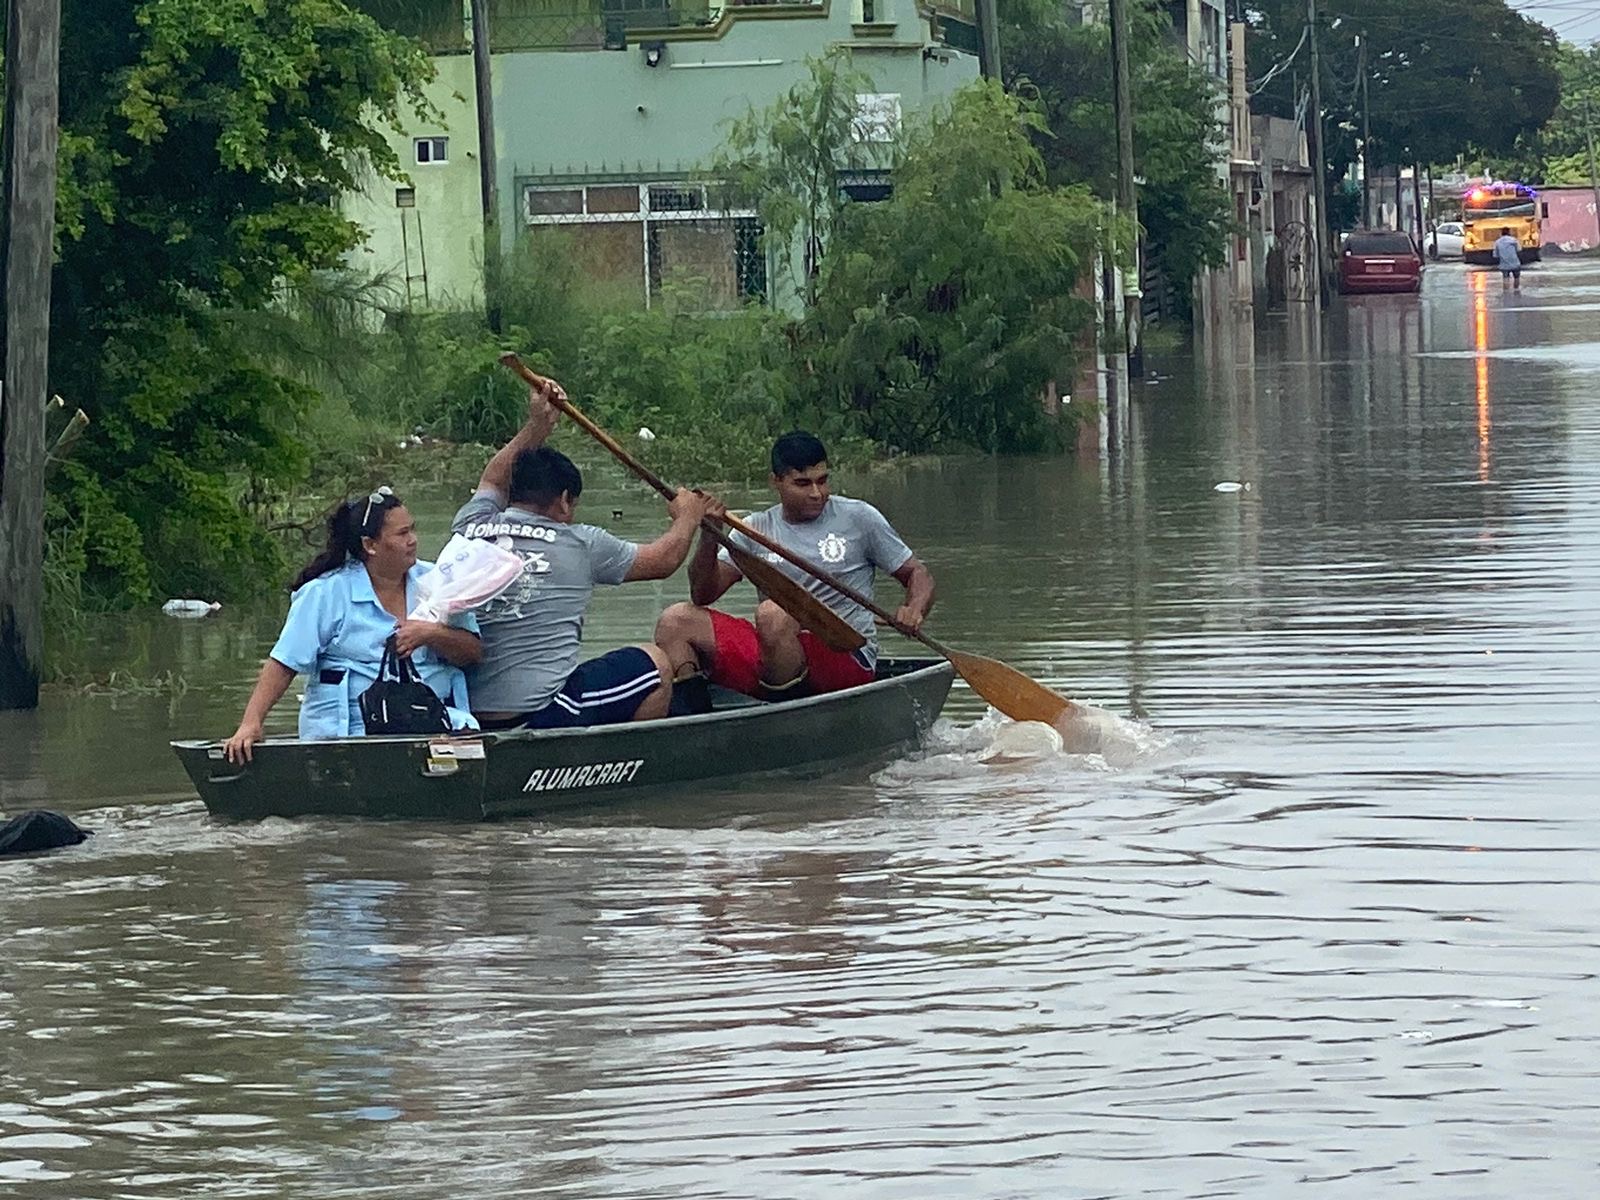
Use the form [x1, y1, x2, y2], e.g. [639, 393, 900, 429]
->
[170, 658, 955, 754]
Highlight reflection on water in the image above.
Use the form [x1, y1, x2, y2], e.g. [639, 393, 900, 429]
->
[4, 261, 1600, 1195]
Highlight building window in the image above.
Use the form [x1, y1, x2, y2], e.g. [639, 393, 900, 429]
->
[522, 180, 765, 308]
[414, 136, 449, 165]
[648, 185, 705, 213]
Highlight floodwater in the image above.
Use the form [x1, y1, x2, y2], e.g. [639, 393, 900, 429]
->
[4, 258, 1600, 1196]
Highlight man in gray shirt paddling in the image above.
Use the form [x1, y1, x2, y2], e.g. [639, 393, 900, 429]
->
[654, 431, 935, 701]
[453, 383, 716, 729]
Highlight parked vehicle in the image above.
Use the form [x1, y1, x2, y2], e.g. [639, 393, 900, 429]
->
[1427, 221, 1465, 259]
[1339, 229, 1424, 294]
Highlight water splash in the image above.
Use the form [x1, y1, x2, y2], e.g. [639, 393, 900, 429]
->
[878, 704, 1173, 788]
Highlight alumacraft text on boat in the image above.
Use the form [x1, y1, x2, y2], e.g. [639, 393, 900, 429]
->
[522, 759, 645, 793]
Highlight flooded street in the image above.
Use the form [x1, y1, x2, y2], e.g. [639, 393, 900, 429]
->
[4, 258, 1600, 1196]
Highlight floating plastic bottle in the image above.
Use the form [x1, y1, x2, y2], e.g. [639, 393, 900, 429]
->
[161, 599, 221, 617]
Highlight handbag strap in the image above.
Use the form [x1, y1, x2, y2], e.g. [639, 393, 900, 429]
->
[379, 633, 427, 686]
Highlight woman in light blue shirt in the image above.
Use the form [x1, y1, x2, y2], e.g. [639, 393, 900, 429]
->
[223, 489, 483, 762]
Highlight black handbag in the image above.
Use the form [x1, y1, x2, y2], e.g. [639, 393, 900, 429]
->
[358, 636, 452, 735]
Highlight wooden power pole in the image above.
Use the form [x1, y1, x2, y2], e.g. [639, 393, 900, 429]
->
[1307, 0, 1332, 305]
[1585, 92, 1600, 253]
[470, 0, 502, 333]
[1109, 0, 1141, 369]
[0, 0, 62, 711]
[974, 0, 1002, 81]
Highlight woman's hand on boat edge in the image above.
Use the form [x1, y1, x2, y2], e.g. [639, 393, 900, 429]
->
[223, 720, 264, 765]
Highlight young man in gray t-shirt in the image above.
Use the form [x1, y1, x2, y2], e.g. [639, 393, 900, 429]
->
[654, 431, 935, 700]
[453, 383, 714, 729]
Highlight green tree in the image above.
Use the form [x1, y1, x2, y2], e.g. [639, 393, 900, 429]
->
[804, 84, 1114, 453]
[1247, 0, 1561, 175]
[713, 52, 879, 307]
[39, 0, 435, 604]
[1504, 42, 1600, 183]
[1001, 1, 1233, 317]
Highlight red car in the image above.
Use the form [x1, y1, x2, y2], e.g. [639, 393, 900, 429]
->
[1338, 229, 1424, 294]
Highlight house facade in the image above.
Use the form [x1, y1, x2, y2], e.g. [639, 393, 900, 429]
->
[342, 0, 983, 309]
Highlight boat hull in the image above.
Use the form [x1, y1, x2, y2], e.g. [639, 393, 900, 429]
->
[172, 659, 955, 820]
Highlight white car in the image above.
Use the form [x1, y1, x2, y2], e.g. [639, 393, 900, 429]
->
[1426, 222, 1464, 259]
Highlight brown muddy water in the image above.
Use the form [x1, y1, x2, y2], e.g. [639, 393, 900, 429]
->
[2, 260, 1598, 1197]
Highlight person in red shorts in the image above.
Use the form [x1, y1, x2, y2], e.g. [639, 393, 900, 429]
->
[654, 431, 936, 705]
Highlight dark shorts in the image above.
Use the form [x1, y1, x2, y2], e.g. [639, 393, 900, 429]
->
[482, 647, 663, 731]
[706, 609, 875, 698]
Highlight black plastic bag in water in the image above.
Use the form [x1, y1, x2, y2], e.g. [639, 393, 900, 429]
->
[358, 636, 452, 736]
[0, 810, 91, 857]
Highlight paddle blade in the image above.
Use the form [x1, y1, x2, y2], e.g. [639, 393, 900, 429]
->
[727, 545, 867, 653]
[946, 649, 1077, 724]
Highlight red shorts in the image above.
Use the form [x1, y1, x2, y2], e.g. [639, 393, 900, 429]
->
[706, 609, 875, 697]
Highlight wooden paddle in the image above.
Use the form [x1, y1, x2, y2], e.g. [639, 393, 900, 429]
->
[497, 354, 1079, 726]
[497, 354, 865, 654]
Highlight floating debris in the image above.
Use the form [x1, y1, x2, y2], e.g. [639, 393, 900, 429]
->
[161, 599, 221, 618]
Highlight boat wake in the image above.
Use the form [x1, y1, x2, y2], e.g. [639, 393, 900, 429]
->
[876, 704, 1175, 789]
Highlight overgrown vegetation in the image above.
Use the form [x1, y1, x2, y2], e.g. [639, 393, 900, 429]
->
[35, 0, 436, 610]
[36, 21, 1114, 617]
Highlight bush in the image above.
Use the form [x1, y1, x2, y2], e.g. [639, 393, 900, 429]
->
[803, 83, 1112, 453]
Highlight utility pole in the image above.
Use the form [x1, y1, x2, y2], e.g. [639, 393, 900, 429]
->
[974, 0, 1002, 82]
[1357, 33, 1372, 226]
[1109, 0, 1141, 369]
[0, 0, 62, 711]
[1308, 0, 1332, 306]
[1585, 92, 1600, 253]
[470, 0, 502, 333]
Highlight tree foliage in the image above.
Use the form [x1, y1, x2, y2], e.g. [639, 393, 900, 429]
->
[1001, 0, 1233, 317]
[1503, 42, 1600, 184]
[39, 0, 435, 604]
[713, 52, 880, 308]
[1246, 0, 1561, 174]
[802, 84, 1114, 452]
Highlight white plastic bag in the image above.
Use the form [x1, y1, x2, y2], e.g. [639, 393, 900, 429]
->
[409, 534, 525, 622]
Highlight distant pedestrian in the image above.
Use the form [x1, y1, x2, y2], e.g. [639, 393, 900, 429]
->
[1493, 226, 1523, 291]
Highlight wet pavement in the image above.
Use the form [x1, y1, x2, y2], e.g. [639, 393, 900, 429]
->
[2, 256, 1599, 1196]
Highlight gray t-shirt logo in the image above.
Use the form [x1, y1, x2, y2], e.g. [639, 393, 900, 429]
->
[720, 496, 913, 666]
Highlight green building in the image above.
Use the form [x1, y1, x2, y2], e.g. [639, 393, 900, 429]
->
[344, 0, 983, 309]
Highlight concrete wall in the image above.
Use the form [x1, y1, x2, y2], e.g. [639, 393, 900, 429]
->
[343, 54, 486, 308]
[341, 6, 980, 308]
[1541, 188, 1600, 254]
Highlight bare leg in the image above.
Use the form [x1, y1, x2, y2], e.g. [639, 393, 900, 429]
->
[754, 600, 807, 688]
[654, 602, 719, 679]
[629, 643, 675, 722]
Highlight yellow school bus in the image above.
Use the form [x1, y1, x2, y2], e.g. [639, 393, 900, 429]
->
[1462, 182, 1542, 265]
